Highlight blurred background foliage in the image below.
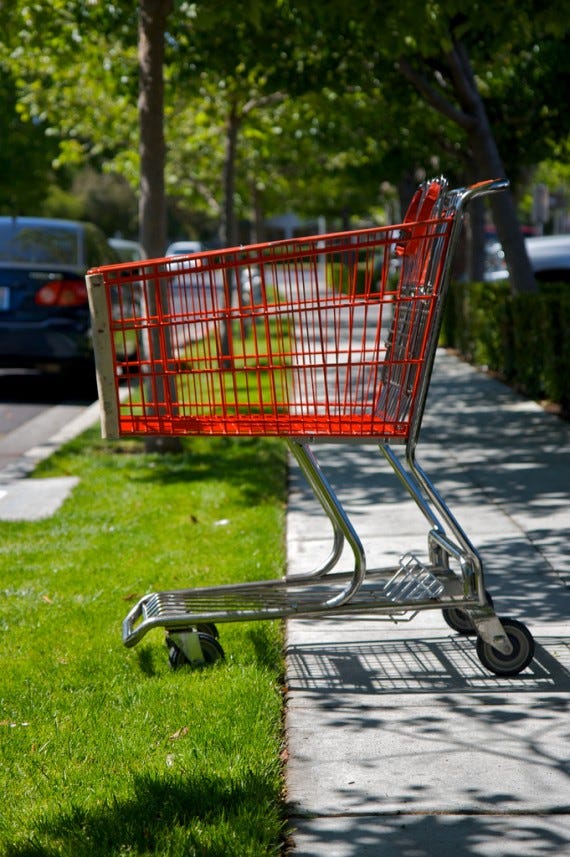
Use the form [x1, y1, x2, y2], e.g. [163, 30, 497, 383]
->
[0, 0, 568, 246]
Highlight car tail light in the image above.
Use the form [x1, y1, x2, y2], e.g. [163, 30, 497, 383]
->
[35, 279, 88, 307]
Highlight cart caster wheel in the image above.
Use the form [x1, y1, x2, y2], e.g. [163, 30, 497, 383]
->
[168, 642, 187, 670]
[442, 590, 494, 635]
[476, 618, 535, 677]
[195, 622, 219, 639]
[166, 632, 225, 670]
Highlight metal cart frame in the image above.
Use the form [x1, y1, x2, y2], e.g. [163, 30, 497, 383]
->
[86, 177, 535, 677]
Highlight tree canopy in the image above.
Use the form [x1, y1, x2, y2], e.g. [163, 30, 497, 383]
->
[1, 0, 569, 290]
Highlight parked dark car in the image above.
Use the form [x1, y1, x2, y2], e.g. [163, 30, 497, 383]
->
[0, 216, 117, 377]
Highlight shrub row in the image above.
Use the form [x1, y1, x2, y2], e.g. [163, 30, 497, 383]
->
[441, 280, 570, 419]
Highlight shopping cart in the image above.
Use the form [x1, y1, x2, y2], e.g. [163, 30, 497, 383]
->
[86, 177, 535, 677]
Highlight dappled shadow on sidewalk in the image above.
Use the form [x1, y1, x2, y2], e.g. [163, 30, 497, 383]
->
[285, 354, 570, 855]
[290, 351, 570, 514]
[286, 634, 570, 696]
[422, 352, 570, 514]
[288, 812, 570, 857]
[288, 352, 570, 635]
[286, 633, 570, 845]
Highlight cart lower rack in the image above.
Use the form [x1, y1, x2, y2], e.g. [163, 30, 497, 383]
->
[86, 177, 535, 677]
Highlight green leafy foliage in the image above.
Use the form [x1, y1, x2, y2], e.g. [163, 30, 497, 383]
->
[2, 0, 570, 244]
[442, 279, 570, 417]
[0, 68, 59, 212]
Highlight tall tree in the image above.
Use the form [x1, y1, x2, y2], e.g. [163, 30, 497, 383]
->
[139, 0, 182, 453]
[333, 0, 550, 293]
[396, 40, 536, 293]
[293, 0, 570, 292]
[139, 0, 172, 258]
[4, 0, 570, 296]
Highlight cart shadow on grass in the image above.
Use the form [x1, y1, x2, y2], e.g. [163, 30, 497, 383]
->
[127, 433, 287, 507]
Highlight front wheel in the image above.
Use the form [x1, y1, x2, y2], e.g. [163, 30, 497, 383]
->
[166, 631, 225, 670]
[476, 618, 534, 677]
[195, 622, 220, 639]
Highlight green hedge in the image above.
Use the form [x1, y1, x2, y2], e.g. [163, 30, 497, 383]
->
[441, 280, 570, 419]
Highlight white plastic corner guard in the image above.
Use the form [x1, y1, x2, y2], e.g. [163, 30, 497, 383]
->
[86, 272, 120, 439]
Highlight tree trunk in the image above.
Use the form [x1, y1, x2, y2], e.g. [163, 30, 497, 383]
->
[449, 43, 536, 294]
[138, 0, 181, 453]
[399, 42, 537, 294]
[220, 103, 240, 249]
[218, 104, 241, 362]
[252, 184, 264, 243]
[139, 0, 171, 258]
[466, 108, 536, 293]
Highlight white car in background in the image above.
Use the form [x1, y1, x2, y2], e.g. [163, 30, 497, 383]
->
[485, 234, 570, 283]
[165, 240, 203, 257]
[108, 238, 147, 263]
[165, 241, 205, 292]
[165, 240, 261, 308]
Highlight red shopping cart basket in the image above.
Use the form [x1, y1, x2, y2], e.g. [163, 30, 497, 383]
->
[87, 178, 453, 442]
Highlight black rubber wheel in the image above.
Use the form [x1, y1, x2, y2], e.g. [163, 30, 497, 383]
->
[442, 590, 494, 635]
[196, 623, 220, 639]
[168, 641, 187, 670]
[476, 618, 535, 677]
[166, 631, 225, 670]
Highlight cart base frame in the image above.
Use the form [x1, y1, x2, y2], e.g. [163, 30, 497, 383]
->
[123, 439, 524, 670]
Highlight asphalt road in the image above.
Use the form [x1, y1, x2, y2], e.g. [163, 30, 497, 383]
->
[0, 369, 96, 475]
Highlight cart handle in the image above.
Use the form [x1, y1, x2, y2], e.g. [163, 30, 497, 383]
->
[460, 178, 510, 203]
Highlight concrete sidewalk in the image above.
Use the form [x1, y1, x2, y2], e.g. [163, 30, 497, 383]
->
[0, 400, 100, 520]
[285, 350, 570, 856]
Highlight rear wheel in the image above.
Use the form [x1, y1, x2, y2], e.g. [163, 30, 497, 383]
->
[442, 591, 494, 635]
[476, 618, 534, 677]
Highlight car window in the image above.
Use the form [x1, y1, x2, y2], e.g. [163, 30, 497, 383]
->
[0, 222, 80, 265]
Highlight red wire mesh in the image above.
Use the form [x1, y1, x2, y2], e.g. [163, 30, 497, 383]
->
[87, 205, 452, 440]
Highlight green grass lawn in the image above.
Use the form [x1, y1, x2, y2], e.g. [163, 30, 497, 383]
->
[0, 428, 289, 856]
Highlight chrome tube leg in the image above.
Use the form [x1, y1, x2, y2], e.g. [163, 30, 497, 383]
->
[380, 444, 484, 603]
[287, 440, 346, 581]
[288, 440, 366, 605]
[406, 446, 486, 602]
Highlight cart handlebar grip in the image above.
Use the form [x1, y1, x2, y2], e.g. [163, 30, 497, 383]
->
[462, 178, 510, 202]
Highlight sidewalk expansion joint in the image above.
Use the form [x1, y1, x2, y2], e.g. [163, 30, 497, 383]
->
[287, 808, 570, 819]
